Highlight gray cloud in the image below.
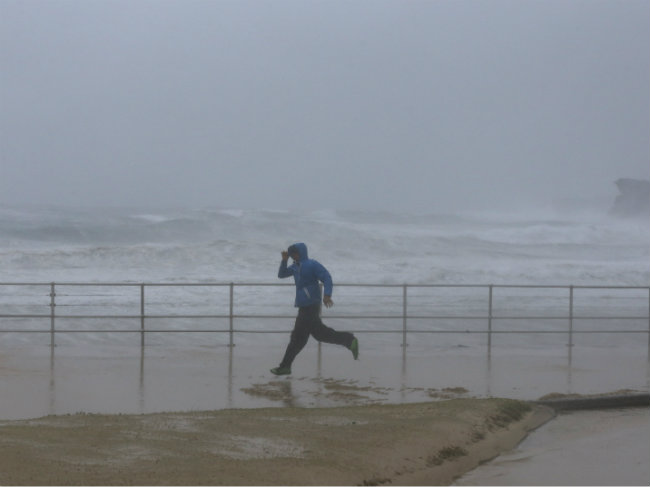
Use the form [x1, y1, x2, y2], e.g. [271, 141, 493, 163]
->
[1, 0, 648, 212]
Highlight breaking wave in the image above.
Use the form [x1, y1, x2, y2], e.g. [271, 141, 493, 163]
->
[0, 205, 648, 286]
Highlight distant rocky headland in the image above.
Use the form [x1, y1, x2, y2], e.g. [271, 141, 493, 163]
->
[609, 178, 650, 218]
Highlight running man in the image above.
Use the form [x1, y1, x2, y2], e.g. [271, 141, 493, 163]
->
[270, 243, 359, 375]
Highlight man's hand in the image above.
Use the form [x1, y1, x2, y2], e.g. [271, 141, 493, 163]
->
[323, 295, 334, 308]
[281, 251, 289, 261]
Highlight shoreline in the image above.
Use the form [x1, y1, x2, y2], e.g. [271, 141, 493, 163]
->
[0, 398, 554, 486]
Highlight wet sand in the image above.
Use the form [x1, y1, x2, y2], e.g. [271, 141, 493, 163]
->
[0, 398, 554, 486]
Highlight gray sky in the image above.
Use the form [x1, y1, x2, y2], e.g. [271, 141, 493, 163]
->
[1, 0, 648, 213]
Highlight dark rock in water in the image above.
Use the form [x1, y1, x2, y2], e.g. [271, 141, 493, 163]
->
[610, 178, 650, 217]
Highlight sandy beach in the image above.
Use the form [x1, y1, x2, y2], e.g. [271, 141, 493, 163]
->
[0, 398, 553, 486]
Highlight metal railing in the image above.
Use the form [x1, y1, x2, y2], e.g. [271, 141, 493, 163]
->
[1, 282, 649, 354]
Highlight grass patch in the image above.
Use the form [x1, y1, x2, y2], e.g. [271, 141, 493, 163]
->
[361, 477, 392, 486]
[470, 429, 485, 442]
[488, 400, 531, 429]
[427, 446, 468, 466]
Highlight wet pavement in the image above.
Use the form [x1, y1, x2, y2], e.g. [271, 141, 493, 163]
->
[1, 338, 648, 420]
[455, 407, 650, 486]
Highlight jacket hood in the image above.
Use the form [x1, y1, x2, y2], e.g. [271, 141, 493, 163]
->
[290, 242, 309, 261]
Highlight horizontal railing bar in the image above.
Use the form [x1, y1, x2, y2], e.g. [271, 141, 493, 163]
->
[324, 315, 648, 320]
[0, 315, 51, 318]
[0, 329, 302, 334]
[43, 315, 233, 319]
[0, 329, 399, 334]
[0, 282, 284, 287]
[488, 316, 649, 320]
[239, 329, 649, 334]
[560, 316, 650, 320]
[390, 315, 561, 320]
[1, 282, 648, 289]
[0, 330, 243, 333]
[1, 314, 648, 320]
[140, 283, 242, 287]
[561, 285, 650, 290]
[31, 329, 236, 333]
[0, 283, 53, 286]
[491, 330, 650, 334]
[0, 315, 149, 319]
[0, 282, 143, 287]
[1, 329, 647, 335]
[486, 284, 650, 290]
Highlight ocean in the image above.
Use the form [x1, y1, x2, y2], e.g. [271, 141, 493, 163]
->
[2, 205, 648, 284]
[0, 205, 648, 350]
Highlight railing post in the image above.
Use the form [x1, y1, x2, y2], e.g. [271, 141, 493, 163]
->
[318, 283, 323, 366]
[229, 283, 234, 348]
[140, 284, 145, 348]
[50, 282, 56, 348]
[402, 284, 408, 349]
[568, 285, 574, 348]
[488, 285, 493, 355]
[319, 283, 323, 317]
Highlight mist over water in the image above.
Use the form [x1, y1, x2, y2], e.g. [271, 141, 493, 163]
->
[2, 1, 648, 214]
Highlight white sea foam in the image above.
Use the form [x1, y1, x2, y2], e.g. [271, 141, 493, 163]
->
[0, 205, 648, 285]
[0, 205, 648, 348]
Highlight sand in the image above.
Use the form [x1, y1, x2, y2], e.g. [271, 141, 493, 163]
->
[0, 398, 553, 486]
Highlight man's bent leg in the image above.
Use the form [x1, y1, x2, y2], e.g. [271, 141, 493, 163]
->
[305, 305, 355, 349]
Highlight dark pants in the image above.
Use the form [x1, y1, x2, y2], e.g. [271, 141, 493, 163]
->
[280, 303, 354, 368]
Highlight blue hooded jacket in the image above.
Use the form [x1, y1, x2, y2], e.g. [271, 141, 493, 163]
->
[278, 242, 333, 308]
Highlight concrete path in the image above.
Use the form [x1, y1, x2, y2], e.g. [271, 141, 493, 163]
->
[1, 341, 648, 420]
[455, 407, 650, 486]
